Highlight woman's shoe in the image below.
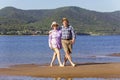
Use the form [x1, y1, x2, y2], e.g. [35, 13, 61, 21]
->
[59, 64, 64, 67]
[50, 64, 53, 67]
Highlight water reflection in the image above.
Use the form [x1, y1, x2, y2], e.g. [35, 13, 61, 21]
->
[0, 76, 120, 80]
[53, 77, 120, 80]
[54, 77, 72, 80]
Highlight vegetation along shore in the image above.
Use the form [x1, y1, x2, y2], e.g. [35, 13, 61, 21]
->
[0, 6, 120, 35]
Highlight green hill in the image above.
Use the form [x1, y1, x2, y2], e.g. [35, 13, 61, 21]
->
[0, 6, 120, 35]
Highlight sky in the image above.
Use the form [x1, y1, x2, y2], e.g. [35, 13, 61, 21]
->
[0, 0, 120, 12]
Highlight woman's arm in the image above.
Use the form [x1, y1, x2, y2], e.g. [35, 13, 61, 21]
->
[48, 32, 52, 49]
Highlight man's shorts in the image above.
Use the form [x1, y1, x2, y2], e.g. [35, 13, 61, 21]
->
[62, 40, 72, 54]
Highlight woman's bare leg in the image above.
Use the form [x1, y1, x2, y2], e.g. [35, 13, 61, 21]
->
[54, 48, 63, 67]
[50, 52, 57, 67]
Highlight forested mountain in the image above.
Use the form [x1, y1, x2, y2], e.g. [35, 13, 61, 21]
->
[0, 6, 120, 35]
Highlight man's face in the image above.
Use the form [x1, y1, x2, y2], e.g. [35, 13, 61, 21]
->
[63, 21, 68, 27]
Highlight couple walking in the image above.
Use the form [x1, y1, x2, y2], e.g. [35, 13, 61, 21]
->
[49, 18, 76, 67]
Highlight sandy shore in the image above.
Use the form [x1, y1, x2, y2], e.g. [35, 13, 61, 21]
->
[0, 63, 120, 78]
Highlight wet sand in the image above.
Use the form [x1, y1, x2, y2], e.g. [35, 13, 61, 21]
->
[0, 63, 120, 78]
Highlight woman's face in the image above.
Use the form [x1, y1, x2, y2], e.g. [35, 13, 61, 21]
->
[63, 21, 68, 27]
[52, 25, 58, 30]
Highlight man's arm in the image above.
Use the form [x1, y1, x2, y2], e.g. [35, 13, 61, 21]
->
[71, 26, 76, 44]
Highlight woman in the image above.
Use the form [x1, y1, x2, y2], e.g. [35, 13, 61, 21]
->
[48, 21, 63, 67]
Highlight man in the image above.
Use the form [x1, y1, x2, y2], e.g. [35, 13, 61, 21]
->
[61, 18, 76, 67]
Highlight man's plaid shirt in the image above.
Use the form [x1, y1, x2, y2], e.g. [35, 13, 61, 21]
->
[61, 25, 76, 40]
